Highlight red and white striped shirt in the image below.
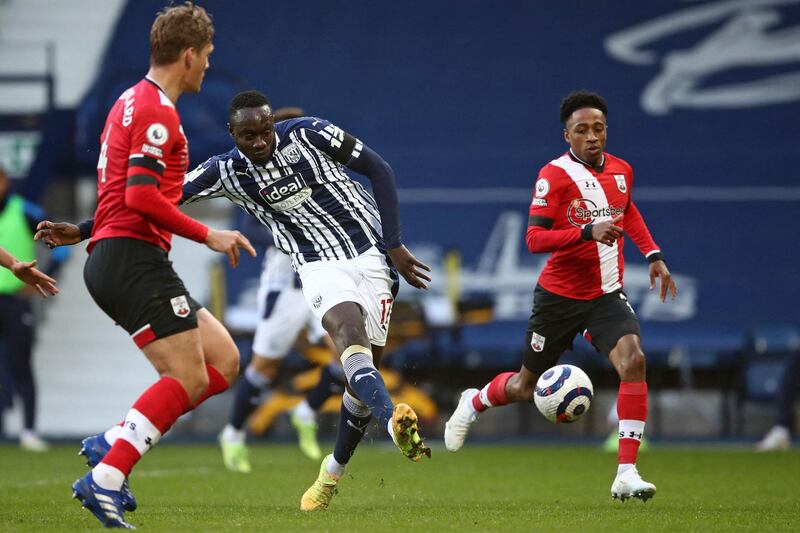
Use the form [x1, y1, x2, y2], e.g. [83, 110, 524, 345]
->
[526, 151, 660, 300]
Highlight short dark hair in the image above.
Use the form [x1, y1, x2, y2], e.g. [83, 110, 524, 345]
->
[150, 2, 214, 66]
[228, 90, 272, 120]
[559, 91, 608, 124]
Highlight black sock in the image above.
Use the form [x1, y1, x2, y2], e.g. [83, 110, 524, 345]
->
[332, 391, 372, 466]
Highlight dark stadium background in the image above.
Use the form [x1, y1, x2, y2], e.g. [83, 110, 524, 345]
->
[1, 0, 798, 442]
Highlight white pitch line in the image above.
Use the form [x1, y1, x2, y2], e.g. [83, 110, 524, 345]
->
[0, 467, 213, 491]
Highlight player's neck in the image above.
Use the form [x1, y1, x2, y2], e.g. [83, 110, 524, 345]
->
[145, 66, 184, 104]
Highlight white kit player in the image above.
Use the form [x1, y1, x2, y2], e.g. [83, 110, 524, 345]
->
[182, 90, 433, 510]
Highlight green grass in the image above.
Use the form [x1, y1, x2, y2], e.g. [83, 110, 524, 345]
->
[0, 442, 798, 531]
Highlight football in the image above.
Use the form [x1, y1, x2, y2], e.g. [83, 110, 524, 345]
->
[533, 364, 594, 423]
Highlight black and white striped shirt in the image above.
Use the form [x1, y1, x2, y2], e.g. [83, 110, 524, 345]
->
[182, 117, 388, 267]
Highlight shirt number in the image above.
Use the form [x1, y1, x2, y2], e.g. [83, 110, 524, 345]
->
[98, 124, 112, 183]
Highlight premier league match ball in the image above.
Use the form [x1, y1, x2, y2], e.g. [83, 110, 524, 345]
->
[533, 364, 594, 424]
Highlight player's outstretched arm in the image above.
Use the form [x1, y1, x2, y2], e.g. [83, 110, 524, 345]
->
[204, 228, 256, 268]
[0, 247, 58, 297]
[387, 245, 432, 290]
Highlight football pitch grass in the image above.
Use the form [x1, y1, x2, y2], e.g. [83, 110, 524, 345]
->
[0, 442, 798, 531]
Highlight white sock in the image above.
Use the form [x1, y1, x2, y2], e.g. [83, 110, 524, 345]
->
[104, 425, 122, 446]
[221, 424, 246, 444]
[387, 419, 396, 442]
[92, 463, 125, 491]
[617, 463, 635, 476]
[19, 429, 38, 441]
[293, 400, 315, 424]
[325, 455, 346, 478]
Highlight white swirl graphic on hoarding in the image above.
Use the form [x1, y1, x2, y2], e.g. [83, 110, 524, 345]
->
[605, 0, 800, 114]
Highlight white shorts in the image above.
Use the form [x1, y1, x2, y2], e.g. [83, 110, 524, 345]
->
[252, 248, 325, 359]
[297, 246, 398, 347]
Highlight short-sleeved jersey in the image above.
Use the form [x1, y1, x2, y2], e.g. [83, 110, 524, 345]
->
[90, 78, 189, 251]
[529, 151, 659, 300]
[182, 117, 382, 269]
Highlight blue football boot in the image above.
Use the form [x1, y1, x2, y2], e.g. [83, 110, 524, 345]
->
[79, 433, 138, 512]
[72, 472, 135, 529]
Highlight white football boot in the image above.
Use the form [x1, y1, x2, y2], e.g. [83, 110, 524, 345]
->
[611, 466, 656, 502]
[444, 388, 480, 452]
[755, 425, 791, 452]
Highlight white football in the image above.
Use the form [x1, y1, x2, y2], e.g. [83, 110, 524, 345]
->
[534, 364, 594, 424]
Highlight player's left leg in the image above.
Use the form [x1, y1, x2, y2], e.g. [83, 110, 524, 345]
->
[607, 334, 655, 501]
[587, 291, 654, 501]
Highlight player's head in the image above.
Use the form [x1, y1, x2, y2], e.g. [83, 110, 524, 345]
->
[150, 2, 215, 93]
[228, 90, 276, 165]
[560, 90, 608, 167]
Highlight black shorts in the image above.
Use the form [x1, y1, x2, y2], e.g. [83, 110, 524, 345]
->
[84, 238, 202, 348]
[523, 284, 640, 374]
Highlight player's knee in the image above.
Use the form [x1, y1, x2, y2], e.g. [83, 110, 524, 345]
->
[329, 321, 368, 350]
[216, 344, 240, 384]
[618, 348, 646, 380]
[178, 369, 210, 403]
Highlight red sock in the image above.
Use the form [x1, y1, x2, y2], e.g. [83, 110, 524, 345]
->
[192, 364, 230, 409]
[471, 372, 515, 412]
[101, 376, 191, 477]
[617, 381, 648, 465]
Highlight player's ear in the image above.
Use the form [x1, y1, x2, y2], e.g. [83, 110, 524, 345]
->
[183, 47, 194, 70]
[227, 123, 234, 137]
[563, 128, 570, 144]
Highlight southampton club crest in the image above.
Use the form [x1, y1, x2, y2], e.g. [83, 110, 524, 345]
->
[614, 174, 627, 193]
[531, 332, 546, 352]
[280, 143, 302, 164]
[170, 295, 191, 318]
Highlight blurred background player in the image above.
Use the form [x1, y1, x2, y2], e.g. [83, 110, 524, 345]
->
[219, 215, 345, 471]
[444, 90, 677, 502]
[755, 348, 799, 451]
[180, 90, 432, 511]
[0, 166, 66, 451]
[36, 4, 255, 528]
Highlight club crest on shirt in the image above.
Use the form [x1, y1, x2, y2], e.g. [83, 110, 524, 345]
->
[531, 332, 546, 352]
[614, 174, 627, 193]
[170, 295, 190, 318]
[280, 143, 302, 164]
[259, 173, 312, 212]
[311, 293, 323, 309]
[535, 178, 550, 198]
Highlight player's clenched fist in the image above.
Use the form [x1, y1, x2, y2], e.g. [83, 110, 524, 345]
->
[205, 229, 257, 267]
[589, 214, 624, 247]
